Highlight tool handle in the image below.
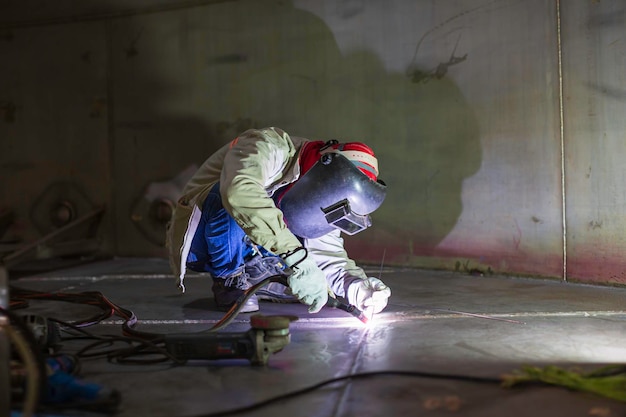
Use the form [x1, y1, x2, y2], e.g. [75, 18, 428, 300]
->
[164, 331, 254, 361]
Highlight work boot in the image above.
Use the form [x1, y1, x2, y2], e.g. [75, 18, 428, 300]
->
[211, 272, 259, 313]
[245, 254, 298, 303]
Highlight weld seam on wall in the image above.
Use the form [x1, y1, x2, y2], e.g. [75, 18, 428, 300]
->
[105, 20, 118, 254]
[556, 0, 567, 282]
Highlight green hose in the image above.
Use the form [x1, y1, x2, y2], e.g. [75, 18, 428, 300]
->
[502, 365, 626, 402]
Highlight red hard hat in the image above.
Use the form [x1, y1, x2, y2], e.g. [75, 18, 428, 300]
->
[300, 140, 379, 181]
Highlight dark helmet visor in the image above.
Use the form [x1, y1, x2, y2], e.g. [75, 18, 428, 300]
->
[278, 152, 387, 239]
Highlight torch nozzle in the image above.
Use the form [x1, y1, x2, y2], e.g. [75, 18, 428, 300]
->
[273, 275, 370, 324]
[326, 297, 369, 324]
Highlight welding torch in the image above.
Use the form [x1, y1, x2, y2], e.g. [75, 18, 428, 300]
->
[325, 296, 371, 324]
[271, 275, 370, 324]
[210, 275, 369, 332]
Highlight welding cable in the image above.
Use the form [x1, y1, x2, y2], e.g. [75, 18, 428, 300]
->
[21, 276, 347, 334]
[207, 274, 369, 331]
[8, 285, 157, 341]
[10, 285, 168, 356]
[9, 296, 29, 310]
[10, 274, 366, 336]
[48, 316, 182, 365]
[191, 370, 502, 417]
[75, 334, 183, 365]
[8, 286, 203, 364]
[8, 284, 233, 351]
[49, 301, 175, 363]
[36, 278, 285, 363]
[107, 337, 185, 365]
[8, 277, 366, 364]
[9, 286, 116, 328]
[52, 315, 151, 360]
[49, 317, 113, 342]
[0, 306, 48, 417]
[207, 275, 290, 332]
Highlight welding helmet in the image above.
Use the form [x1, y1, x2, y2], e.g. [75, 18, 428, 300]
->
[277, 140, 387, 239]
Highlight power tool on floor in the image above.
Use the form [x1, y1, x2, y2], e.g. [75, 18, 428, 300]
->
[161, 275, 369, 365]
[164, 314, 296, 365]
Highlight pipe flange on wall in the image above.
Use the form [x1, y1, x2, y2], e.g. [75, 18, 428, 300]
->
[130, 165, 197, 247]
[30, 181, 95, 235]
[130, 195, 174, 247]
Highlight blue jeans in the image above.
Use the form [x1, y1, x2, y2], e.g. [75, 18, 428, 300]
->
[186, 183, 251, 278]
[186, 183, 275, 278]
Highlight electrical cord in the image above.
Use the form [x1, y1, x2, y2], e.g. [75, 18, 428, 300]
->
[9, 285, 155, 339]
[9, 286, 173, 364]
[8, 275, 364, 364]
[48, 317, 182, 365]
[9, 276, 286, 365]
[9, 287, 114, 327]
[49, 316, 113, 342]
[10, 274, 288, 338]
[76, 334, 183, 365]
[188, 369, 502, 417]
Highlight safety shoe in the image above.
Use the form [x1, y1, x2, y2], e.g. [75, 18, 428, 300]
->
[245, 255, 298, 303]
[211, 272, 259, 313]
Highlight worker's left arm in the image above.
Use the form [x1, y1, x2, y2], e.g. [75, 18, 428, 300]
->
[303, 230, 391, 314]
[220, 127, 303, 254]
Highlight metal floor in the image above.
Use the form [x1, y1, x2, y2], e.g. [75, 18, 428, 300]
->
[8, 257, 626, 417]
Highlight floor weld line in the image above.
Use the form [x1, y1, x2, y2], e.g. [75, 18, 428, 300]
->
[491, 310, 626, 317]
[17, 274, 175, 281]
[100, 319, 249, 325]
[96, 310, 626, 326]
[385, 310, 626, 321]
[98, 317, 361, 325]
[330, 321, 370, 417]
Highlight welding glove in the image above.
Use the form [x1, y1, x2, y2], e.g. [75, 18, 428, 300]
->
[347, 277, 391, 315]
[282, 249, 329, 313]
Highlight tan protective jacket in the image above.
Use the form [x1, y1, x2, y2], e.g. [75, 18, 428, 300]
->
[166, 127, 367, 295]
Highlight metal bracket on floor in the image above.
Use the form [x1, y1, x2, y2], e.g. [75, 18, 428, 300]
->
[1, 206, 105, 269]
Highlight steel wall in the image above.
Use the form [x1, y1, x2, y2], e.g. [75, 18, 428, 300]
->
[0, 0, 624, 285]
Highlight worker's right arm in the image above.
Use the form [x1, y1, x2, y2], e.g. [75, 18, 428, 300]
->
[304, 230, 391, 314]
[219, 127, 328, 313]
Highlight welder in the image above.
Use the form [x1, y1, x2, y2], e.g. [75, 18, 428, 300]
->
[166, 127, 391, 317]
